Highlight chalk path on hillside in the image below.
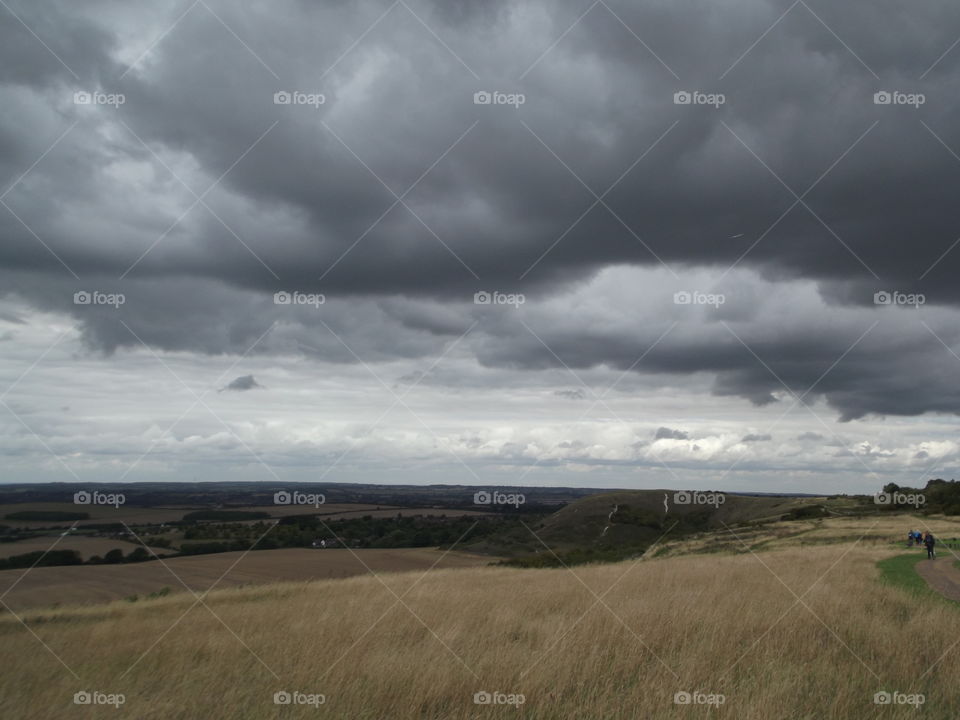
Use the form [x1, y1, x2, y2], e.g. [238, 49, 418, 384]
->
[916, 556, 960, 602]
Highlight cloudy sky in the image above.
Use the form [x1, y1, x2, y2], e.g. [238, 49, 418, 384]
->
[3, 0, 960, 493]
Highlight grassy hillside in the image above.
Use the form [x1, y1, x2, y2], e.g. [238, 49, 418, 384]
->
[1, 538, 958, 719]
[468, 490, 837, 564]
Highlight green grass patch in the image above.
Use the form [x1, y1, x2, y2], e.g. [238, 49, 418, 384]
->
[877, 553, 957, 604]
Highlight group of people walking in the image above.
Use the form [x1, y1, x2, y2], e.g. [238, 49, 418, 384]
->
[907, 529, 936, 559]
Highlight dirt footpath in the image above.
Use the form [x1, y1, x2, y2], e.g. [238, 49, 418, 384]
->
[916, 556, 960, 602]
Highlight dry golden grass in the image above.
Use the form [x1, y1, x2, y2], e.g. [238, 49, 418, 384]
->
[1, 536, 958, 719]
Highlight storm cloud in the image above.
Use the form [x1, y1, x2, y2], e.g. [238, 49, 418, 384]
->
[3, 0, 960, 488]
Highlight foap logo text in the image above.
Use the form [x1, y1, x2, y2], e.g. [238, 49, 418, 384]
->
[873, 691, 924, 708]
[474, 290, 525, 308]
[874, 492, 925, 507]
[74, 290, 125, 308]
[74, 691, 125, 708]
[674, 290, 725, 308]
[473, 490, 525, 508]
[273, 91, 325, 108]
[874, 290, 925, 308]
[873, 90, 925, 108]
[473, 690, 525, 706]
[74, 490, 125, 508]
[273, 690, 326, 707]
[274, 291, 325, 308]
[673, 90, 725, 108]
[73, 90, 125, 108]
[473, 91, 525, 108]
[274, 490, 326, 508]
[674, 690, 725, 707]
[673, 491, 725, 508]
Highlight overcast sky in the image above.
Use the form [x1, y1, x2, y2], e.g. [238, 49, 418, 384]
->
[3, 0, 960, 493]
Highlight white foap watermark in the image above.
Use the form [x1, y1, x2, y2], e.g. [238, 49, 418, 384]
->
[474, 490, 525, 509]
[874, 290, 924, 308]
[274, 291, 325, 308]
[673, 91, 725, 108]
[274, 490, 326, 508]
[673, 491, 725, 508]
[473, 91, 525, 108]
[873, 691, 924, 708]
[674, 690, 725, 707]
[474, 290, 525, 308]
[473, 690, 525, 706]
[273, 690, 325, 707]
[273, 91, 325, 108]
[74, 90, 125, 108]
[874, 492, 925, 507]
[674, 290, 724, 308]
[873, 91, 925, 108]
[74, 490, 125, 508]
[74, 691, 125, 708]
[74, 290, 125, 308]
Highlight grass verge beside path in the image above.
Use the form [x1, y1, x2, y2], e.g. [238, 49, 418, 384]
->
[878, 553, 958, 604]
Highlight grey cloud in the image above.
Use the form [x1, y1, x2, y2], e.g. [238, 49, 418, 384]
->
[220, 374, 262, 392]
[3, 0, 960, 425]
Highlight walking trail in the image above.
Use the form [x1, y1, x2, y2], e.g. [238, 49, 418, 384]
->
[916, 556, 960, 602]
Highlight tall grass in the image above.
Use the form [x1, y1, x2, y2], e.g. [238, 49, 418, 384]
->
[1, 543, 958, 719]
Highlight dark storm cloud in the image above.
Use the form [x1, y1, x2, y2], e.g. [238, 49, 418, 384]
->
[4, 0, 960, 419]
[655, 427, 688, 440]
[741, 433, 772, 443]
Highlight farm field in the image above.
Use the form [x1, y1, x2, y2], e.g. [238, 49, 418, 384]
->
[0, 547, 491, 612]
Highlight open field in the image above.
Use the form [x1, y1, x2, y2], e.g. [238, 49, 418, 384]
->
[1, 540, 958, 719]
[0, 547, 491, 612]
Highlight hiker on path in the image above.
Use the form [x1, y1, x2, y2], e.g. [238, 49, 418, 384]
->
[924, 532, 936, 560]
[907, 530, 914, 547]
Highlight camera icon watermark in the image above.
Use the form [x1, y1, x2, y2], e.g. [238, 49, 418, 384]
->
[274, 291, 325, 308]
[473, 90, 525, 108]
[673, 90, 725, 108]
[74, 490, 125, 508]
[674, 690, 725, 706]
[73, 290, 125, 308]
[873, 290, 924, 308]
[473, 690, 525, 706]
[473, 490, 525, 508]
[273, 91, 325, 108]
[473, 290, 525, 308]
[274, 490, 325, 508]
[673, 290, 724, 308]
[873, 691, 924, 708]
[73, 690, 125, 708]
[273, 690, 325, 707]
[73, 90, 125, 108]
[873, 90, 925, 108]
